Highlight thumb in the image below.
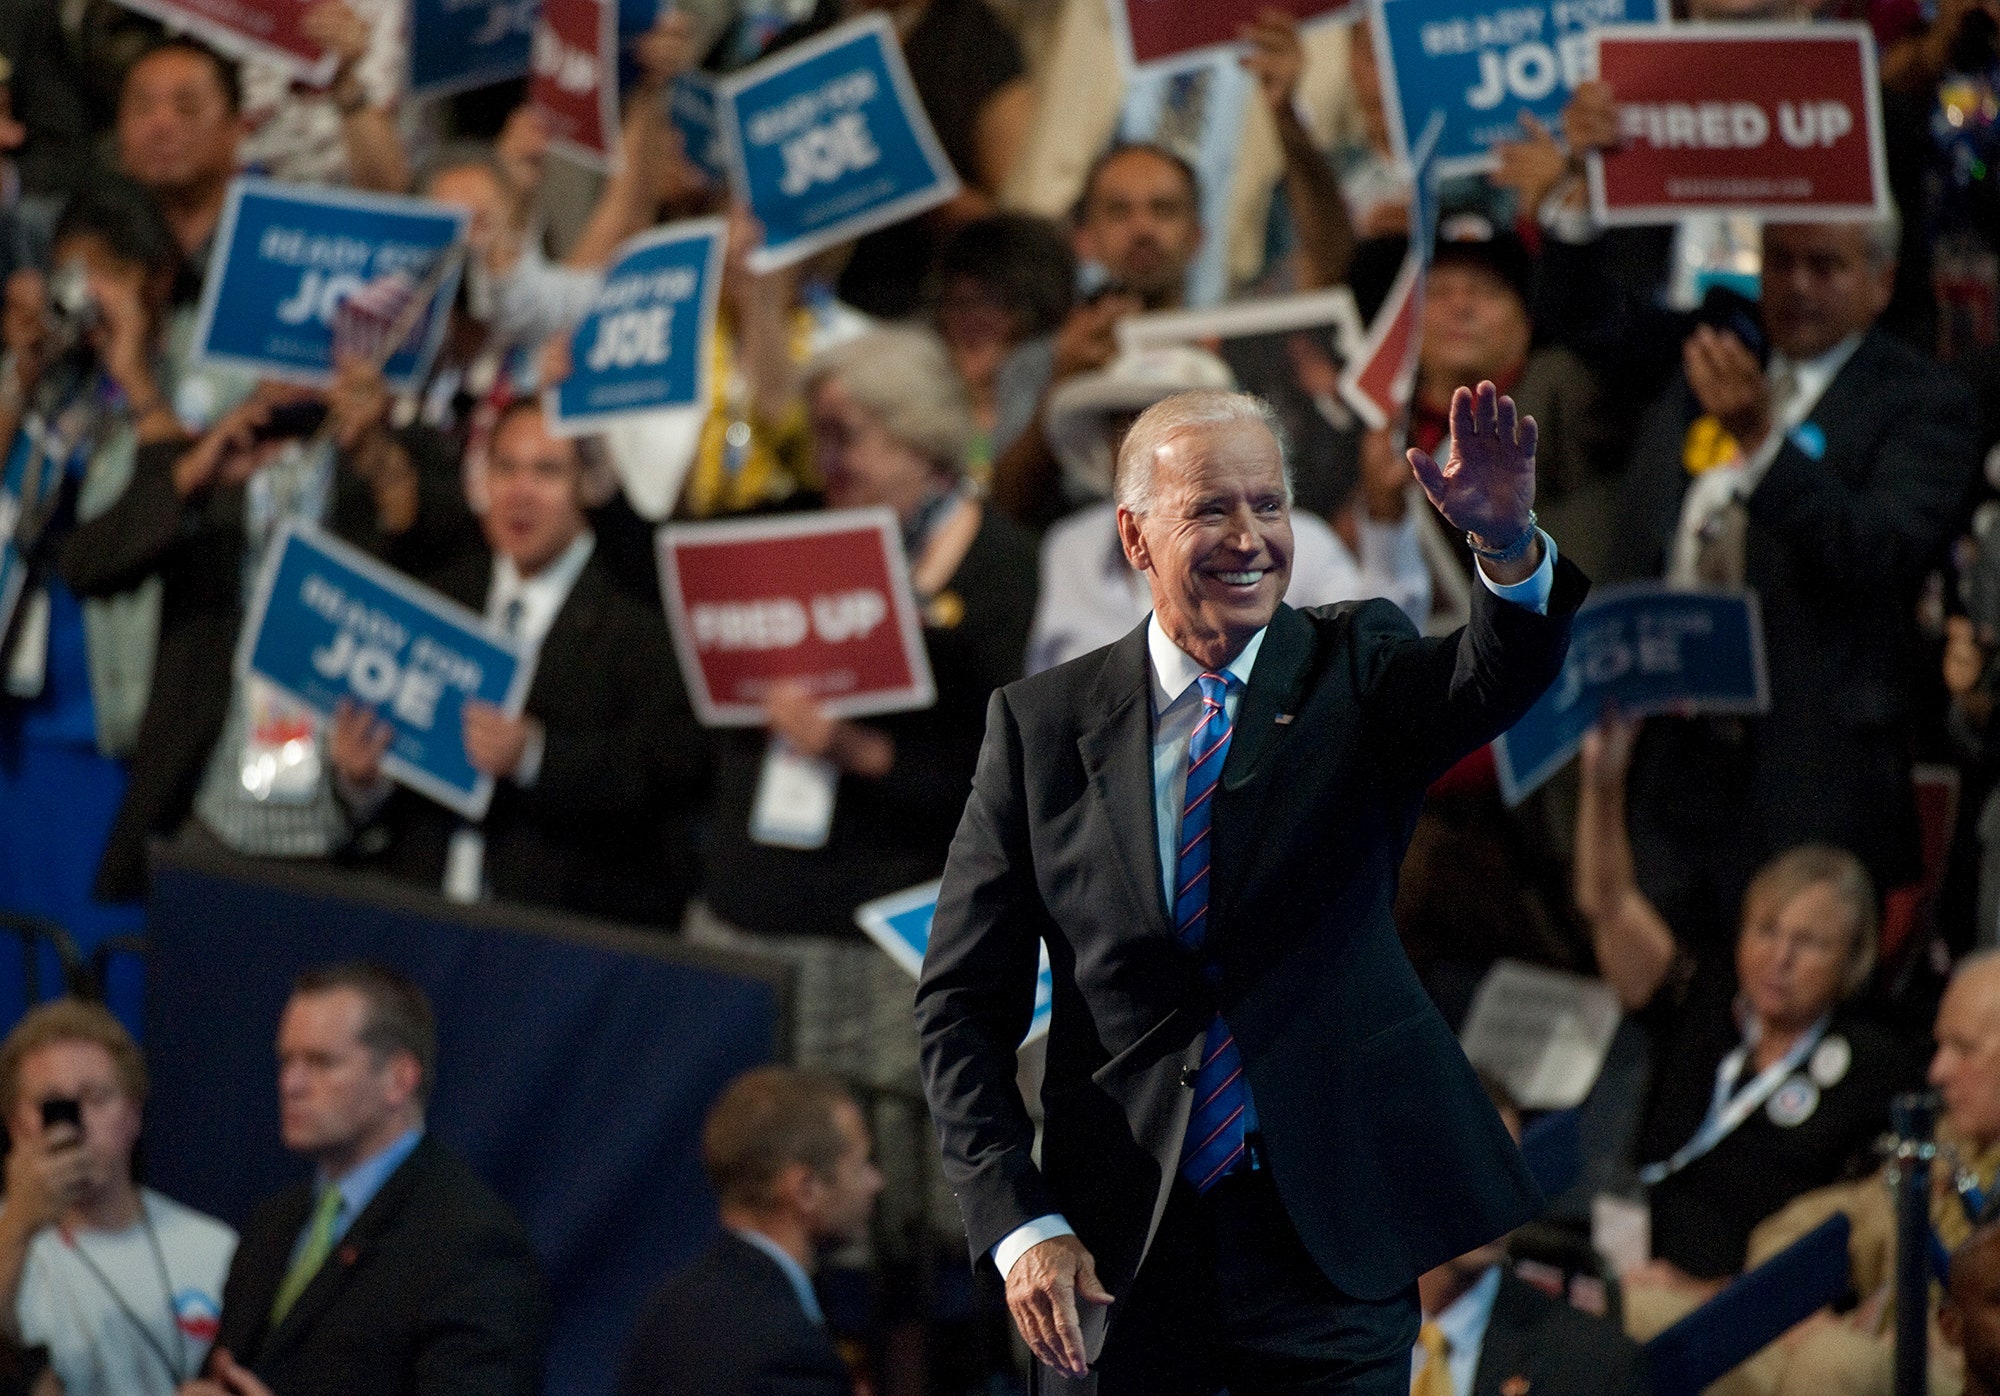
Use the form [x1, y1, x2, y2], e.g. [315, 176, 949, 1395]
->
[1407, 446, 1448, 506]
[1074, 1252, 1114, 1306]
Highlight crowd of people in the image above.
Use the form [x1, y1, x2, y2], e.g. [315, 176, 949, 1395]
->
[0, 0, 1996, 1390]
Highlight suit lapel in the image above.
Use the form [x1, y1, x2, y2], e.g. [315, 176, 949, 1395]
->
[1076, 625, 1173, 941]
[524, 561, 606, 715]
[258, 1138, 428, 1363]
[1210, 606, 1313, 927]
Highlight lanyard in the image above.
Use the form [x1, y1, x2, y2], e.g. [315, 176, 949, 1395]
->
[1640, 1012, 1831, 1186]
[60, 1198, 193, 1384]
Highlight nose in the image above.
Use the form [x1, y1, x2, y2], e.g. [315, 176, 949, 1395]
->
[1929, 1048, 1952, 1087]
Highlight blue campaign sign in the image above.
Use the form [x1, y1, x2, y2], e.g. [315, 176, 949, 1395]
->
[717, 13, 961, 273]
[854, 882, 1053, 1045]
[192, 179, 469, 391]
[546, 218, 725, 434]
[669, 75, 728, 184]
[237, 522, 532, 820]
[1369, 0, 1665, 175]
[407, 0, 536, 99]
[1495, 583, 1769, 807]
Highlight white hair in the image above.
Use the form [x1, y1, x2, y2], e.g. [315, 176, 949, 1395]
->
[802, 326, 973, 474]
[1113, 389, 1292, 515]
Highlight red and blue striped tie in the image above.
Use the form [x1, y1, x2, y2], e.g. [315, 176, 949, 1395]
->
[1176, 671, 1250, 1192]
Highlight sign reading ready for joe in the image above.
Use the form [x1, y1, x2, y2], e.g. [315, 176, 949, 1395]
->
[658, 508, 936, 727]
[716, 14, 960, 272]
[546, 218, 726, 434]
[238, 523, 533, 820]
[193, 179, 468, 392]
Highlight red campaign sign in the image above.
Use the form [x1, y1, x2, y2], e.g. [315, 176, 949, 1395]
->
[1114, 0, 1355, 72]
[658, 509, 937, 727]
[1338, 252, 1422, 432]
[1587, 23, 1889, 224]
[113, 0, 335, 84]
[531, 0, 620, 169]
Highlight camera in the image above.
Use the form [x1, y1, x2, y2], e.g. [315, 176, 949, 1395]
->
[43, 259, 100, 362]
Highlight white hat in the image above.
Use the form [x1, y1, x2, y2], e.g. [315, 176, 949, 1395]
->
[1043, 345, 1236, 500]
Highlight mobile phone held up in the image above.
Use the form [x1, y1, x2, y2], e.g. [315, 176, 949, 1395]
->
[251, 400, 331, 444]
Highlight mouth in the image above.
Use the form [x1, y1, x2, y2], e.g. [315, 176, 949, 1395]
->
[1209, 568, 1270, 589]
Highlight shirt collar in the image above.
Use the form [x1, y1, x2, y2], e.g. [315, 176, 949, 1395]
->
[731, 1228, 824, 1326]
[1435, 1263, 1503, 1354]
[494, 529, 594, 601]
[1146, 615, 1267, 716]
[1771, 331, 1864, 396]
[320, 1125, 424, 1224]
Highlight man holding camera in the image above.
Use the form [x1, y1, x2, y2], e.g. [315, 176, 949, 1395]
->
[0, 1000, 235, 1395]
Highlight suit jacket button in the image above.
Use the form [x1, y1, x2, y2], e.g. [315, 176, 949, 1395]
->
[1180, 1067, 1198, 1089]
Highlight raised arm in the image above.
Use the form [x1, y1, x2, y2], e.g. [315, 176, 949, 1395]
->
[1573, 713, 1677, 1011]
[1241, 10, 1354, 291]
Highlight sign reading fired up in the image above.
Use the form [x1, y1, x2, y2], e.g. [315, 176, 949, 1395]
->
[658, 509, 937, 727]
[1587, 23, 1890, 223]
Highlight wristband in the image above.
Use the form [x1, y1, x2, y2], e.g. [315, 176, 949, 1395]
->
[1467, 511, 1538, 564]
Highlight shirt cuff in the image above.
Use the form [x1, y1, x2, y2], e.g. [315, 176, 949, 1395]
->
[993, 1214, 1076, 1280]
[513, 720, 546, 788]
[1476, 529, 1557, 615]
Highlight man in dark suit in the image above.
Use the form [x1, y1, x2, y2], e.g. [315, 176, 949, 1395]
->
[330, 397, 705, 926]
[916, 382, 1587, 1393]
[185, 963, 548, 1396]
[1606, 219, 1981, 955]
[616, 1067, 880, 1396]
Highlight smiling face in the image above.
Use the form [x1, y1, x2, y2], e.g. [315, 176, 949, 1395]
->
[1117, 417, 1293, 669]
[1735, 881, 1857, 1036]
[116, 47, 240, 205]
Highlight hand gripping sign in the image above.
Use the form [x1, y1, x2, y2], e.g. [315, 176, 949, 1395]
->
[237, 522, 534, 820]
[1369, 0, 1665, 175]
[532, 0, 623, 168]
[192, 179, 468, 392]
[658, 508, 937, 727]
[545, 219, 726, 434]
[716, 13, 961, 273]
[114, 0, 339, 85]
[1586, 23, 1891, 224]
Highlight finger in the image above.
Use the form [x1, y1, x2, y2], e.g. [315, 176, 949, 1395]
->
[1011, 1297, 1054, 1369]
[1518, 109, 1553, 143]
[1407, 447, 1448, 505]
[1075, 1253, 1114, 1306]
[1516, 413, 1538, 464]
[1495, 393, 1518, 446]
[1448, 384, 1477, 443]
[1475, 380, 1499, 435]
[1051, 1283, 1087, 1376]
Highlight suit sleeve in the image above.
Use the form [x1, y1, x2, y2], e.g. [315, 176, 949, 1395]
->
[1352, 553, 1588, 789]
[411, 1220, 551, 1396]
[1746, 368, 1979, 599]
[916, 686, 1060, 1265]
[58, 441, 198, 598]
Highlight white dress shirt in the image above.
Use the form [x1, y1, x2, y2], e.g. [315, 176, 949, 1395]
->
[1667, 333, 1863, 588]
[1024, 504, 1432, 677]
[991, 541, 1556, 1281]
[1410, 1264, 1502, 1396]
[481, 531, 596, 787]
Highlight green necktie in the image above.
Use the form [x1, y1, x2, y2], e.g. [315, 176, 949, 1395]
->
[270, 1186, 343, 1325]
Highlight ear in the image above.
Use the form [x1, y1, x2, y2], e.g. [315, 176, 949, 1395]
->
[1116, 504, 1151, 573]
[384, 1051, 422, 1109]
[774, 1160, 821, 1216]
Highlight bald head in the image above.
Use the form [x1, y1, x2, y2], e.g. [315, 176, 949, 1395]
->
[1932, 953, 2000, 1150]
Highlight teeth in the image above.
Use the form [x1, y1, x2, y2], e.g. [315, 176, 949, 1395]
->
[1216, 571, 1265, 585]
